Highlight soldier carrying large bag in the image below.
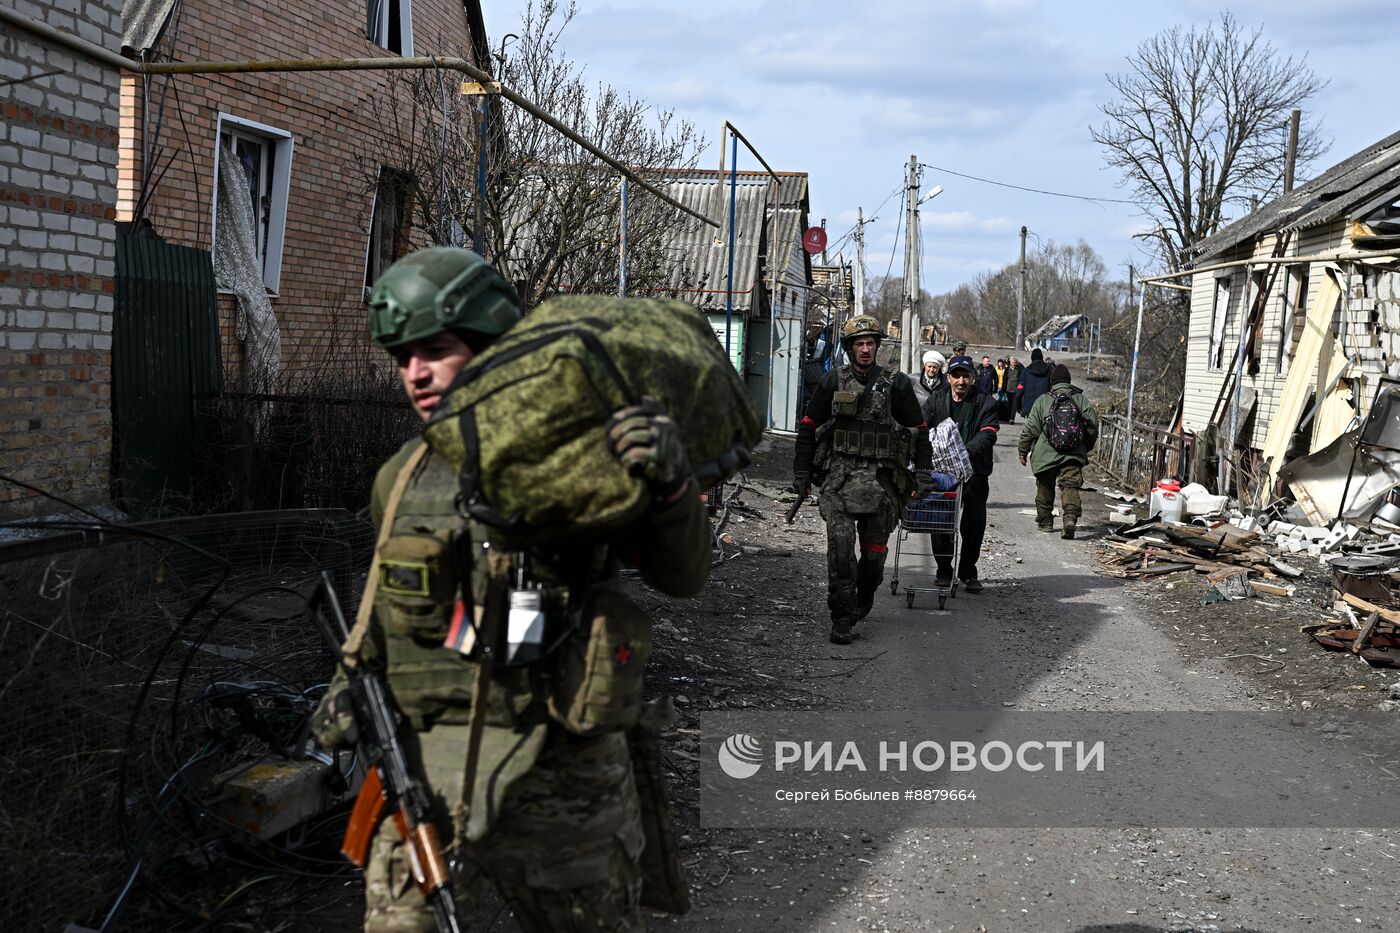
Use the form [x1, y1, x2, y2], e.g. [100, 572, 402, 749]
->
[792, 315, 933, 644]
[311, 247, 758, 933]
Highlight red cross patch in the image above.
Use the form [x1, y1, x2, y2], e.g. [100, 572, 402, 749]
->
[614, 643, 633, 667]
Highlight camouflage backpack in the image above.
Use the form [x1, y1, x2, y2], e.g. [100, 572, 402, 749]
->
[423, 295, 761, 543]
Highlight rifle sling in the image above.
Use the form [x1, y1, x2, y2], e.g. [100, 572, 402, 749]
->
[456, 546, 511, 833]
[343, 442, 430, 662]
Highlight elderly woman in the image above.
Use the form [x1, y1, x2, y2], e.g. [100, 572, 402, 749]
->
[913, 349, 947, 416]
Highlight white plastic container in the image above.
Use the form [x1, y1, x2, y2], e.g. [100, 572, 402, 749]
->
[1150, 480, 1184, 523]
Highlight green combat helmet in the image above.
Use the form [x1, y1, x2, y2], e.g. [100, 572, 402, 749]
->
[368, 246, 522, 350]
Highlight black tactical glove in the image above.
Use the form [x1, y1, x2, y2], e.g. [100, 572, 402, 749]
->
[606, 397, 691, 501]
[791, 472, 812, 497]
[915, 473, 935, 499]
[310, 678, 358, 751]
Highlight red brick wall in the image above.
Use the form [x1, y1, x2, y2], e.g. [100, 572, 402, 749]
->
[118, 0, 481, 378]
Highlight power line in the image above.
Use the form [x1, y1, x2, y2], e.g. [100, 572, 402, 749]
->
[881, 187, 907, 288]
[918, 161, 1141, 206]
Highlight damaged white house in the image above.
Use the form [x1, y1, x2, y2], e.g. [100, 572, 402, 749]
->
[1180, 129, 1400, 520]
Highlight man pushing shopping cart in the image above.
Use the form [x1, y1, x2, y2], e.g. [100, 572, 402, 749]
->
[917, 354, 999, 593]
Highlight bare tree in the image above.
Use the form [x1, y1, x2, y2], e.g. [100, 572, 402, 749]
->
[1093, 12, 1327, 271]
[363, 0, 706, 308]
[1090, 12, 1326, 406]
[927, 240, 1121, 350]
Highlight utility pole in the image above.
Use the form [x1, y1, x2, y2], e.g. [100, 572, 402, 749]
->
[617, 177, 628, 297]
[1016, 225, 1027, 352]
[1124, 286, 1146, 477]
[853, 207, 867, 316]
[820, 217, 829, 265]
[1284, 109, 1301, 193]
[900, 155, 920, 373]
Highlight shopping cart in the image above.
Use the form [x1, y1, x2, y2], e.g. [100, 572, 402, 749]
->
[889, 474, 963, 609]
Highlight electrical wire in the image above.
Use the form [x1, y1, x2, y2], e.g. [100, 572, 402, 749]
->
[881, 187, 907, 287]
[918, 161, 1141, 207]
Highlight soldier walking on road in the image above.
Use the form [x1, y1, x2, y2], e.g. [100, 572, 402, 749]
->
[1018, 363, 1100, 540]
[312, 247, 711, 932]
[792, 315, 933, 645]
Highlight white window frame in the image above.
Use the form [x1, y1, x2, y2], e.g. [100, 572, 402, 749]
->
[1209, 273, 1234, 371]
[368, 0, 414, 56]
[363, 165, 416, 295]
[1277, 264, 1309, 376]
[210, 113, 293, 295]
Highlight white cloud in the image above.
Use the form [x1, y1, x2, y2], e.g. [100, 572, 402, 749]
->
[922, 211, 1017, 233]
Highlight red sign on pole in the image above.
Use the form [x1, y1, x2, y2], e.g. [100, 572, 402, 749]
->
[802, 226, 828, 255]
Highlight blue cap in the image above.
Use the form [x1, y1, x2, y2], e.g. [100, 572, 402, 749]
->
[947, 354, 976, 374]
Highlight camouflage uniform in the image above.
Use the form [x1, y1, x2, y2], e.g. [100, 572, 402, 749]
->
[794, 364, 931, 639]
[353, 438, 710, 932]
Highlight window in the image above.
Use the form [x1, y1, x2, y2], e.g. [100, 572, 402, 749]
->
[1209, 274, 1234, 371]
[1277, 265, 1309, 375]
[367, 0, 413, 55]
[1245, 268, 1267, 372]
[364, 167, 416, 290]
[212, 115, 293, 293]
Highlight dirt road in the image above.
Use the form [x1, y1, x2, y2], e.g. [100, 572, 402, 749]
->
[653, 423, 1400, 933]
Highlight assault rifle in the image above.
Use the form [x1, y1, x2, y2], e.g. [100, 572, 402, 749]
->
[785, 484, 809, 524]
[312, 571, 464, 933]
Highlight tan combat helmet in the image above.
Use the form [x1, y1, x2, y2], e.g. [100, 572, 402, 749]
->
[840, 314, 882, 351]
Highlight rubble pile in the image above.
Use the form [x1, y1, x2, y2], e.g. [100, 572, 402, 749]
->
[1097, 480, 1400, 669]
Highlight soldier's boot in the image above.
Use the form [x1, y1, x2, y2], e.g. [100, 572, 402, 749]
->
[855, 587, 876, 620]
[829, 620, 859, 645]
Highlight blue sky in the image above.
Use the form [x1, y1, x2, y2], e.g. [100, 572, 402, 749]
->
[484, 1, 1398, 294]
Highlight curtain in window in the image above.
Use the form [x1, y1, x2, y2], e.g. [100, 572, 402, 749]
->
[214, 152, 281, 391]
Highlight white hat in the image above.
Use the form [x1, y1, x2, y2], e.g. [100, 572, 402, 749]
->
[922, 350, 946, 368]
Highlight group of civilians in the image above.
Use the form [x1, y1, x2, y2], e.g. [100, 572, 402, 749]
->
[909, 342, 1099, 590]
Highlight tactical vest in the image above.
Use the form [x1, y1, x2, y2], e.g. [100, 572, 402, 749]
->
[826, 366, 908, 467]
[368, 442, 649, 736]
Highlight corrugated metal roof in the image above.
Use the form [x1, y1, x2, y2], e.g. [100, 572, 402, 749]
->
[656, 171, 808, 311]
[122, 0, 180, 54]
[496, 168, 809, 311]
[1191, 129, 1400, 264]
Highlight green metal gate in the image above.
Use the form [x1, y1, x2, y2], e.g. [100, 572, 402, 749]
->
[113, 233, 221, 514]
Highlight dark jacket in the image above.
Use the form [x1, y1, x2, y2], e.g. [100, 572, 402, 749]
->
[922, 385, 999, 476]
[1018, 360, 1053, 416]
[975, 364, 996, 395]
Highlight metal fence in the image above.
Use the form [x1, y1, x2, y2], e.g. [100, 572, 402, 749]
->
[1092, 415, 1189, 493]
[0, 509, 373, 931]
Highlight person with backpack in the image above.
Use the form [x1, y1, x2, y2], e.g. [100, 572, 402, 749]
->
[1017, 363, 1100, 540]
[1017, 348, 1053, 418]
[312, 247, 717, 932]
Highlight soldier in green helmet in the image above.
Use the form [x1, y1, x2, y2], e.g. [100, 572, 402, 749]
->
[792, 315, 933, 644]
[313, 247, 710, 932]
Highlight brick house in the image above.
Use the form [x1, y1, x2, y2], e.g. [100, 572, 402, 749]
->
[0, 1, 489, 515]
[0, 1, 124, 517]
[119, 0, 490, 379]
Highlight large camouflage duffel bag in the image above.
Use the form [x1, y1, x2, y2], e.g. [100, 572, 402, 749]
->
[422, 295, 760, 542]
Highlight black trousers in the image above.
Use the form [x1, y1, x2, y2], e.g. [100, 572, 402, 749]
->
[932, 473, 989, 581]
